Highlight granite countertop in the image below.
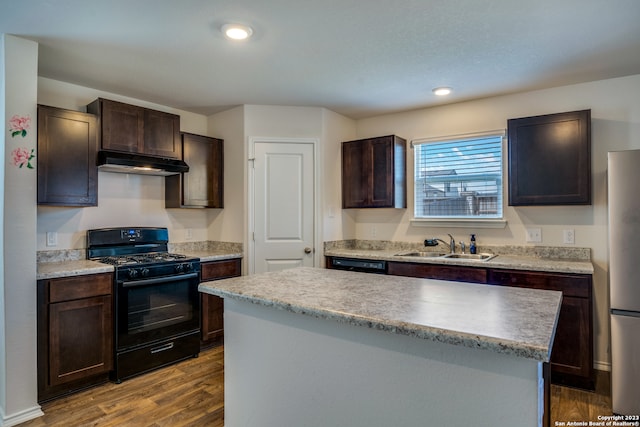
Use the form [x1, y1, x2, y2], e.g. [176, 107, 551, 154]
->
[324, 247, 594, 275]
[200, 267, 563, 362]
[37, 248, 243, 280]
[37, 259, 115, 280]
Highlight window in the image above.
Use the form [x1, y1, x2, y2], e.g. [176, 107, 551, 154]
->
[413, 132, 503, 219]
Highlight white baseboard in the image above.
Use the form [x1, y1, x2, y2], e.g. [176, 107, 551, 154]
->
[0, 405, 44, 427]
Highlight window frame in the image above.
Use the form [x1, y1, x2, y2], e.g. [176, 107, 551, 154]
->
[410, 130, 508, 229]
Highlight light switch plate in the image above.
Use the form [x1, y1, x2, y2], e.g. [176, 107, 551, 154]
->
[525, 228, 542, 243]
[46, 231, 58, 247]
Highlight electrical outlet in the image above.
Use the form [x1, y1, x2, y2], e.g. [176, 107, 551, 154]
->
[46, 231, 58, 247]
[563, 229, 575, 244]
[525, 228, 542, 243]
[185, 228, 193, 240]
[371, 226, 377, 238]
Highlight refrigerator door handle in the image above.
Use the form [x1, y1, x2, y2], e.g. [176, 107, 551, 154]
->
[611, 309, 640, 318]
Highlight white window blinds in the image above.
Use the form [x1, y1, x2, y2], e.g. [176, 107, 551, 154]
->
[413, 132, 504, 219]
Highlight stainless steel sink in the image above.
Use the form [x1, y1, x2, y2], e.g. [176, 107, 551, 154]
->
[443, 253, 497, 261]
[394, 251, 447, 258]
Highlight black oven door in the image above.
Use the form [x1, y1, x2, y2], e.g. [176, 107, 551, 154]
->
[116, 272, 200, 351]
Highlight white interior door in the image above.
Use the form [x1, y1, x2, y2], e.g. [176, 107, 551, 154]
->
[252, 139, 315, 273]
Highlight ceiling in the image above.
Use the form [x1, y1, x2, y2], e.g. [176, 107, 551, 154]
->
[2, 0, 640, 119]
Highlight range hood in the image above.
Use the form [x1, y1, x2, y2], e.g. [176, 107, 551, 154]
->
[97, 150, 189, 176]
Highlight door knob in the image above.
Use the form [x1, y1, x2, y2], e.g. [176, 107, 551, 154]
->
[304, 247, 312, 254]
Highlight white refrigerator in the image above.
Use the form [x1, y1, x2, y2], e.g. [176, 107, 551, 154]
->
[608, 149, 640, 415]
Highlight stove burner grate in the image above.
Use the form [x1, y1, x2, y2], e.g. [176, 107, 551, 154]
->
[98, 253, 189, 266]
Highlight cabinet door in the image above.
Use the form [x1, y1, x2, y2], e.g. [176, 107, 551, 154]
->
[508, 109, 591, 205]
[342, 135, 406, 209]
[342, 139, 367, 208]
[201, 294, 224, 342]
[98, 99, 144, 153]
[550, 295, 592, 380]
[48, 295, 113, 386]
[369, 138, 394, 207]
[183, 133, 223, 207]
[165, 133, 224, 208]
[143, 109, 181, 159]
[37, 105, 98, 206]
[200, 259, 241, 346]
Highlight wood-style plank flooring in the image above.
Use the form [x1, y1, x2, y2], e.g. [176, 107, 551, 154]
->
[551, 370, 613, 423]
[19, 345, 611, 426]
[19, 346, 224, 427]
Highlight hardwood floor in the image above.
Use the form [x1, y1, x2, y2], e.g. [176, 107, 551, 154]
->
[551, 370, 613, 423]
[19, 345, 611, 426]
[19, 346, 224, 427]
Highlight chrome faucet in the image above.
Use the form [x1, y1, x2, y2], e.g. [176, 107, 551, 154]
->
[432, 234, 456, 254]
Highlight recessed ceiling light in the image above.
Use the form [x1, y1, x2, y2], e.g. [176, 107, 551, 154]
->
[222, 24, 253, 41]
[433, 87, 452, 96]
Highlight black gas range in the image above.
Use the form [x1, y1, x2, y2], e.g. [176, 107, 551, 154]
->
[87, 227, 201, 382]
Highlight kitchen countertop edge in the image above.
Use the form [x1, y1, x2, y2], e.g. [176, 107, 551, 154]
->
[325, 248, 594, 274]
[37, 251, 243, 280]
[200, 267, 561, 362]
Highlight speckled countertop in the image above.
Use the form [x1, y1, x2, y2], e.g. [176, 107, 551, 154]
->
[324, 240, 594, 275]
[200, 267, 562, 362]
[37, 241, 243, 280]
[37, 259, 115, 280]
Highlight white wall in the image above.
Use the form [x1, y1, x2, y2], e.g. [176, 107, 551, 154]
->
[1, 34, 42, 426]
[207, 106, 245, 245]
[354, 74, 640, 370]
[321, 108, 357, 241]
[36, 78, 220, 249]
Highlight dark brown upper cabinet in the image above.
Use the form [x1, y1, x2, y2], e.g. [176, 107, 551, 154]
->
[87, 98, 181, 159]
[342, 135, 406, 209]
[508, 109, 591, 206]
[165, 132, 224, 208]
[37, 105, 98, 206]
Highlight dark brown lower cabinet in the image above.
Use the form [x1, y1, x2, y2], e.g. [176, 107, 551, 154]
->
[327, 257, 594, 391]
[200, 258, 241, 347]
[387, 261, 487, 283]
[487, 269, 594, 390]
[37, 273, 114, 403]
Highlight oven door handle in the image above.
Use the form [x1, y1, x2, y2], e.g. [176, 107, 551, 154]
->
[121, 272, 199, 288]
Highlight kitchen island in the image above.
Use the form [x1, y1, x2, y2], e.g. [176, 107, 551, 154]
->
[199, 267, 562, 427]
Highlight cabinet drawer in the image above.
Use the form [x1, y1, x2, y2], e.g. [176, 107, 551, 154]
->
[201, 259, 241, 281]
[487, 269, 590, 298]
[387, 262, 487, 284]
[49, 273, 113, 303]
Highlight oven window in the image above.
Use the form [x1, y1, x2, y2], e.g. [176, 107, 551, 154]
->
[117, 275, 200, 349]
[128, 282, 194, 334]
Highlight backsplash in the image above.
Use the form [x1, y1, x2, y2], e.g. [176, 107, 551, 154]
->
[168, 241, 243, 254]
[324, 240, 591, 261]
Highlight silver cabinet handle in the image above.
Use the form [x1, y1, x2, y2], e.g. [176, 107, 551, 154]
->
[304, 247, 312, 254]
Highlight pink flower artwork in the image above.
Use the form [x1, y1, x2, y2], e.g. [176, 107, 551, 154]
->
[9, 114, 31, 138]
[11, 147, 35, 169]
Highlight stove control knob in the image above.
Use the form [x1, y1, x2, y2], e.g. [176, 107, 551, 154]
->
[128, 269, 139, 279]
[183, 262, 193, 272]
[175, 264, 184, 273]
[140, 268, 150, 277]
